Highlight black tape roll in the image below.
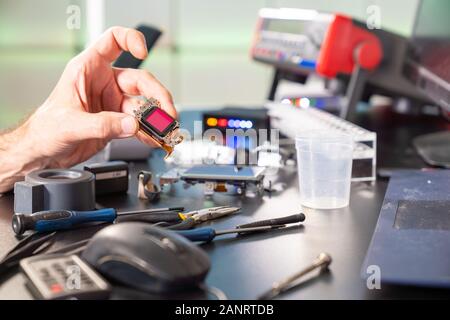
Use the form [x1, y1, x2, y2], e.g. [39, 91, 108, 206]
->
[14, 169, 95, 214]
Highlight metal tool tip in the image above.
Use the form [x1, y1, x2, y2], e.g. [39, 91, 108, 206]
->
[317, 252, 332, 268]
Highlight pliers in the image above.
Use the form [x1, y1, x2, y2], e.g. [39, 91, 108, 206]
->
[165, 206, 240, 230]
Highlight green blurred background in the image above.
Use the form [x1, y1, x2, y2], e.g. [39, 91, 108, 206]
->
[0, 0, 419, 129]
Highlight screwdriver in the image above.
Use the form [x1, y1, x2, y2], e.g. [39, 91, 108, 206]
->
[175, 225, 286, 242]
[12, 207, 184, 235]
[236, 213, 305, 229]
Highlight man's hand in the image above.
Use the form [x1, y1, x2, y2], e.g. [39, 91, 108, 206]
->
[0, 26, 176, 193]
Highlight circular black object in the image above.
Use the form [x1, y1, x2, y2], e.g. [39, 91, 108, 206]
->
[11, 214, 25, 235]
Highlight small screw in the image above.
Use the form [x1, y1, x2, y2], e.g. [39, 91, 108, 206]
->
[258, 253, 332, 300]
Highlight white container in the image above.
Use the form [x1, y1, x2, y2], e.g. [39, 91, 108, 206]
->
[295, 132, 353, 209]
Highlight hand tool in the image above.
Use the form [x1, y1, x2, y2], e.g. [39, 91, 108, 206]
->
[258, 253, 332, 300]
[175, 225, 286, 242]
[12, 207, 184, 235]
[137, 170, 161, 202]
[0, 232, 57, 275]
[166, 206, 240, 230]
[236, 213, 305, 229]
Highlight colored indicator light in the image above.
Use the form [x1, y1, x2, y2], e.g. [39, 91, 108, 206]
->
[206, 117, 218, 127]
[228, 119, 235, 127]
[299, 97, 310, 108]
[233, 120, 241, 128]
[239, 121, 247, 129]
[218, 118, 227, 127]
[247, 120, 253, 128]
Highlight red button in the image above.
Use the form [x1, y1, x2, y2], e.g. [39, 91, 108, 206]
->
[50, 284, 63, 293]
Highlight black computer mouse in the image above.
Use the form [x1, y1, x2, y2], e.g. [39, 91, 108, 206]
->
[81, 222, 211, 294]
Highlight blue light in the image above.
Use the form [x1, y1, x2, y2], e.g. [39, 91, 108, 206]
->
[228, 119, 235, 128]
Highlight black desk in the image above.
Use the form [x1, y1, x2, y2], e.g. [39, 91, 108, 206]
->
[0, 106, 449, 299]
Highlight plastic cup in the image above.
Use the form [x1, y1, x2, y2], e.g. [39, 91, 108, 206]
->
[295, 132, 353, 209]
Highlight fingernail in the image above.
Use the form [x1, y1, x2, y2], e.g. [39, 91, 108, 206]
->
[121, 116, 137, 137]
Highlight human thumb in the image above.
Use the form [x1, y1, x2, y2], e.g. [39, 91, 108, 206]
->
[77, 111, 138, 140]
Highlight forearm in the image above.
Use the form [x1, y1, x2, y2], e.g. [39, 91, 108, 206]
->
[0, 121, 47, 193]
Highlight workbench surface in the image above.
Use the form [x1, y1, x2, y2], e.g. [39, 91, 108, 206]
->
[1, 107, 449, 299]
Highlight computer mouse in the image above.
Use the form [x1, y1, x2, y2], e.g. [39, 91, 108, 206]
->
[81, 222, 211, 294]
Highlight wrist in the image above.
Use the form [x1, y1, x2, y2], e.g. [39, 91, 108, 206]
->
[0, 120, 48, 193]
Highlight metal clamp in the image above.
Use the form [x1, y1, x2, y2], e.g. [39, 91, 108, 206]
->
[137, 171, 161, 202]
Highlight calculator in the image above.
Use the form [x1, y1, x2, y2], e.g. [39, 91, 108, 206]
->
[20, 254, 111, 300]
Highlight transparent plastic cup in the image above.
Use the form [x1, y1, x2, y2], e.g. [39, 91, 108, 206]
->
[295, 132, 353, 209]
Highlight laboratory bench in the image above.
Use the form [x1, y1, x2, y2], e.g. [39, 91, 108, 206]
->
[0, 106, 449, 299]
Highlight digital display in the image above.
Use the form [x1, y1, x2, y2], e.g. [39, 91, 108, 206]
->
[265, 19, 304, 34]
[145, 108, 174, 134]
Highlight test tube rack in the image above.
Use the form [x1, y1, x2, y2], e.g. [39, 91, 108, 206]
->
[266, 102, 377, 182]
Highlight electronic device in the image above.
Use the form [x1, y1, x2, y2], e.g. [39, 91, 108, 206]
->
[14, 169, 96, 214]
[280, 94, 342, 112]
[113, 24, 162, 69]
[134, 98, 183, 158]
[404, 0, 450, 112]
[362, 170, 450, 288]
[413, 132, 450, 168]
[81, 223, 211, 294]
[251, 8, 332, 73]
[20, 254, 111, 300]
[180, 165, 266, 195]
[252, 8, 428, 120]
[202, 107, 270, 150]
[84, 161, 129, 196]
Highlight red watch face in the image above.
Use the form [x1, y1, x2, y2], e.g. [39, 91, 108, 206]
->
[144, 107, 175, 135]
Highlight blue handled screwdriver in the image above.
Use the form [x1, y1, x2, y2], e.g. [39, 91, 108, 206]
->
[175, 225, 286, 242]
[12, 207, 184, 235]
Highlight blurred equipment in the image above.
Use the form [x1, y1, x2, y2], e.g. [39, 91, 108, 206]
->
[202, 107, 270, 149]
[404, 0, 450, 166]
[180, 165, 266, 196]
[105, 24, 163, 161]
[14, 169, 95, 215]
[113, 24, 162, 69]
[258, 253, 332, 300]
[84, 161, 129, 196]
[137, 170, 161, 201]
[82, 223, 211, 294]
[413, 132, 450, 168]
[104, 138, 152, 161]
[252, 8, 429, 121]
[267, 102, 376, 182]
[362, 170, 450, 288]
[165, 140, 235, 167]
[20, 254, 111, 300]
[403, 0, 450, 112]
